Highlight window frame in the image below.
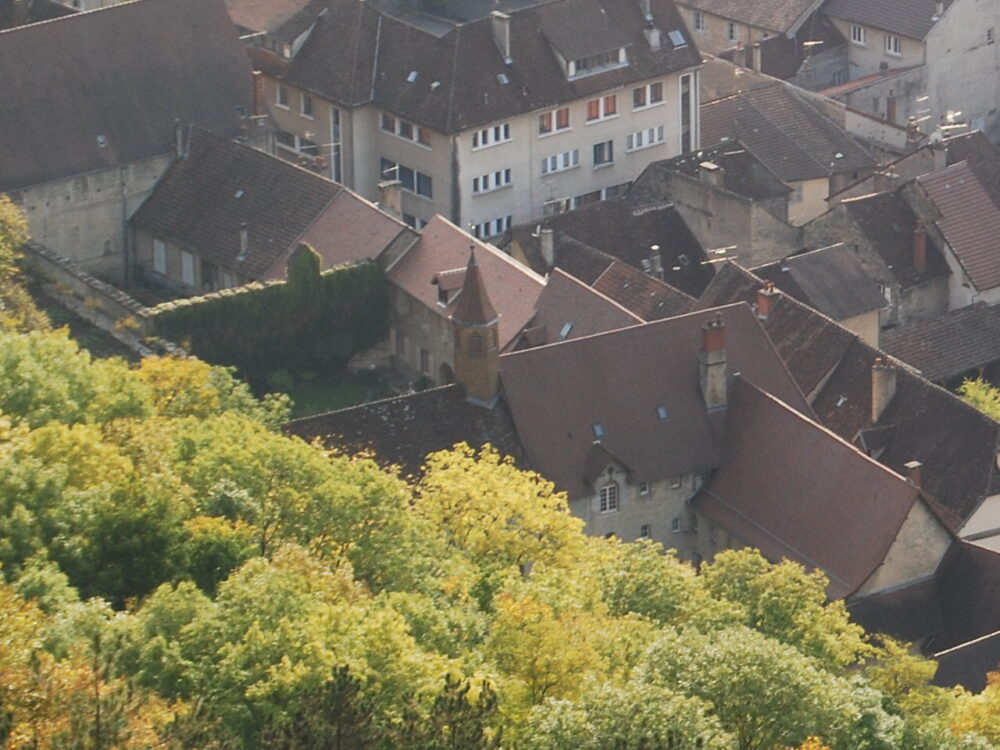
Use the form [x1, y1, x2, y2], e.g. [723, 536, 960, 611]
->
[300, 93, 314, 118]
[538, 107, 571, 136]
[472, 123, 512, 149]
[850, 24, 866, 46]
[593, 139, 614, 167]
[540, 148, 580, 175]
[626, 125, 665, 152]
[275, 83, 290, 109]
[473, 168, 513, 194]
[152, 238, 167, 275]
[693, 11, 705, 31]
[598, 483, 620, 513]
[726, 21, 737, 42]
[585, 94, 618, 123]
[884, 33, 902, 56]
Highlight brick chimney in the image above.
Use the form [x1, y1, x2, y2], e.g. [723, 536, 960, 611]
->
[252, 70, 267, 117]
[913, 221, 927, 275]
[903, 460, 923, 488]
[699, 313, 727, 412]
[756, 281, 780, 319]
[377, 179, 402, 219]
[871, 357, 897, 423]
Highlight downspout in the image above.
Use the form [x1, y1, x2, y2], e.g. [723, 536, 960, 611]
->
[451, 134, 461, 227]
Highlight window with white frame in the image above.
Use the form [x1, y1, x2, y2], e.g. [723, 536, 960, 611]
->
[593, 139, 614, 166]
[538, 107, 571, 135]
[380, 158, 433, 198]
[275, 83, 289, 108]
[300, 93, 314, 117]
[726, 21, 737, 42]
[541, 148, 580, 175]
[626, 126, 664, 151]
[599, 483, 619, 512]
[380, 112, 431, 146]
[693, 11, 705, 31]
[153, 238, 166, 275]
[639, 523, 651, 538]
[180, 250, 195, 287]
[586, 95, 618, 122]
[472, 123, 511, 149]
[633, 82, 664, 109]
[276, 130, 320, 160]
[568, 47, 627, 78]
[472, 215, 512, 239]
[472, 168, 512, 194]
[884, 34, 902, 55]
[850, 24, 866, 45]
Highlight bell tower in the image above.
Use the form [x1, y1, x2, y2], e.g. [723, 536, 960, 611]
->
[451, 249, 500, 404]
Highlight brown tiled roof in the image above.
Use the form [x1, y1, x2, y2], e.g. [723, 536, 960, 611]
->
[592, 261, 695, 319]
[882, 304, 1000, 382]
[388, 216, 544, 350]
[752, 244, 886, 321]
[701, 83, 876, 182]
[918, 161, 1000, 292]
[131, 128, 406, 279]
[822, 0, 955, 41]
[677, 0, 821, 33]
[509, 199, 713, 296]
[499, 302, 812, 497]
[695, 378, 920, 599]
[0, 0, 254, 192]
[451, 251, 499, 326]
[837, 189, 950, 289]
[283, 0, 701, 133]
[284, 384, 527, 478]
[515, 268, 642, 348]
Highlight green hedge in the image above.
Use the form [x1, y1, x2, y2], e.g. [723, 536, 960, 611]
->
[147, 247, 387, 389]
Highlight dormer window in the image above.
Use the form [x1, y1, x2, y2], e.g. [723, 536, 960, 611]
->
[568, 47, 627, 79]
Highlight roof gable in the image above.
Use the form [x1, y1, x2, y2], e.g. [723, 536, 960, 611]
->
[678, 0, 822, 34]
[0, 0, 254, 191]
[822, 0, 954, 41]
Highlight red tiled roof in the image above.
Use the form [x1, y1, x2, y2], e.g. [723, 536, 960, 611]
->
[592, 261, 695, 320]
[919, 161, 1000, 292]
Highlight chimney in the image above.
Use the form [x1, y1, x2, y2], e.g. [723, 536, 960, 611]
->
[238, 223, 249, 260]
[751, 42, 762, 74]
[638, 0, 652, 20]
[871, 357, 897, 423]
[913, 221, 927, 275]
[934, 0, 944, 18]
[756, 281, 780, 319]
[906, 116, 921, 146]
[699, 161, 724, 188]
[490, 11, 512, 64]
[886, 89, 897, 124]
[644, 27, 662, 51]
[377, 179, 402, 219]
[252, 71, 267, 117]
[649, 244, 663, 280]
[699, 313, 727, 412]
[903, 460, 923, 488]
[174, 119, 184, 158]
[539, 227, 555, 268]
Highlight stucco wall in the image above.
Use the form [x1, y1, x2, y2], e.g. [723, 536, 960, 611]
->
[827, 16, 926, 79]
[855, 500, 950, 597]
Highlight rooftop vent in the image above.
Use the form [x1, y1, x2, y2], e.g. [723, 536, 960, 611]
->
[96, 134, 107, 148]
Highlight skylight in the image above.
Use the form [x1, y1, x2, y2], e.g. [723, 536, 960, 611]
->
[667, 29, 686, 47]
[406, 70, 418, 83]
[592, 422, 605, 439]
[656, 405, 669, 420]
[559, 322, 574, 339]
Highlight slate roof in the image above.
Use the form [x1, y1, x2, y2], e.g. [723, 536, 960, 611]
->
[131, 128, 408, 280]
[695, 379, 920, 599]
[701, 83, 876, 182]
[508, 198, 713, 296]
[592, 261, 696, 319]
[918, 161, 1000, 292]
[822, 0, 955, 41]
[279, 0, 700, 133]
[514, 268, 642, 348]
[836, 189, 950, 289]
[752, 244, 886, 321]
[499, 302, 812, 497]
[225, 0, 314, 33]
[882, 304, 1000, 382]
[677, 0, 822, 34]
[0, 0, 254, 192]
[284, 384, 528, 478]
[388, 216, 545, 350]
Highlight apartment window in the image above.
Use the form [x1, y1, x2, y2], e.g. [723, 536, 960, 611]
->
[599, 483, 619, 513]
[850, 25, 866, 45]
[680, 72, 697, 152]
[885, 34, 902, 56]
[693, 11, 705, 31]
[593, 139, 614, 167]
[568, 47, 626, 78]
[639, 523, 651, 538]
[403, 213, 428, 230]
[381, 112, 431, 146]
[472, 168, 512, 194]
[153, 238, 166, 275]
[541, 148, 580, 174]
[380, 158, 432, 198]
[586, 95, 618, 122]
[538, 107, 571, 135]
[275, 83, 289, 108]
[626, 126, 665, 151]
[671, 476, 683, 489]
[180, 250, 195, 287]
[726, 21, 737, 42]
[632, 82, 664, 109]
[472, 123, 512, 148]
[472, 215, 512, 239]
[301, 93, 314, 117]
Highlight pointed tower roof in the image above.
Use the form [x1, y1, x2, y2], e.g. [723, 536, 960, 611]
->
[451, 248, 499, 326]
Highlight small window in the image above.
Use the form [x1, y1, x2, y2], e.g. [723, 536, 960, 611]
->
[559, 322, 573, 339]
[599, 484, 619, 512]
[639, 481, 650, 495]
[301, 94, 313, 117]
[667, 29, 686, 47]
[276, 83, 289, 108]
[593, 140, 614, 167]
[180, 250, 195, 287]
[693, 11, 705, 31]
[988, 28, 995, 44]
[639, 524, 651, 538]
[850, 25, 866, 45]
[885, 34, 902, 56]
[726, 21, 737, 42]
[671, 517, 681, 533]
[153, 238, 166, 275]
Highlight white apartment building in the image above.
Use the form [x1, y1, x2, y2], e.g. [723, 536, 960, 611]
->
[244, 0, 702, 239]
